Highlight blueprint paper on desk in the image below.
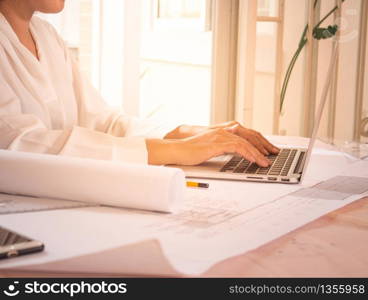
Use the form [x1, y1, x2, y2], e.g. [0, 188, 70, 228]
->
[0, 193, 98, 215]
[0, 139, 367, 276]
[152, 174, 368, 274]
[290, 176, 368, 200]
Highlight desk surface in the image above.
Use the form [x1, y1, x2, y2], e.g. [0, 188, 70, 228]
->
[1, 197, 367, 278]
[204, 196, 368, 277]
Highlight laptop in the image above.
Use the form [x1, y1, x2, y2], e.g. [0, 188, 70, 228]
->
[175, 37, 339, 184]
[177, 147, 307, 184]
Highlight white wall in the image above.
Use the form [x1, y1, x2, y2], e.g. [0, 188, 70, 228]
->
[38, 0, 80, 47]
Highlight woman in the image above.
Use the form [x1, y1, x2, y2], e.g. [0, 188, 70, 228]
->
[0, 0, 278, 167]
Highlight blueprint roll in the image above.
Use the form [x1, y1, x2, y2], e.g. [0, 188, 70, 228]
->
[0, 150, 185, 213]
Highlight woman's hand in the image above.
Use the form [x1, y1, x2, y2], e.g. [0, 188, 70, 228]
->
[164, 121, 279, 156]
[146, 128, 272, 167]
[210, 121, 279, 155]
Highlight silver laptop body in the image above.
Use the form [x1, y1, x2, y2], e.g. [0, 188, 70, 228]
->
[178, 147, 306, 184]
[177, 103, 325, 183]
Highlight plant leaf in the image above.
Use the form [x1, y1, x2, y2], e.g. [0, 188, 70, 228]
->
[313, 25, 338, 40]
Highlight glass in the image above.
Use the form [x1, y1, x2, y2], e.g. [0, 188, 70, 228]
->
[139, 0, 212, 126]
[158, 0, 202, 19]
[257, 0, 279, 17]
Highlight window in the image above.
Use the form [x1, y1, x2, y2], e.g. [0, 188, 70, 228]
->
[38, 0, 213, 125]
[157, 0, 202, 19]
[257, 0, 278, 17]
[252, 0, 284, 134]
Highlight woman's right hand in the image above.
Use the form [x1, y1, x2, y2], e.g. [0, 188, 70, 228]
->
[146, 128, 271, 167]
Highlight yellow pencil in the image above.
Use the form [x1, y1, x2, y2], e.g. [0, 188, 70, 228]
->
[186, 181, 209, 188]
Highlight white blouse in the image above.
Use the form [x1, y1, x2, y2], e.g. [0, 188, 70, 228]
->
[0, 13, 172, 164]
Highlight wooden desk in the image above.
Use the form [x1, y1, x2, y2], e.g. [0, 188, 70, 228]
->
[1, 197, 368, 278]
[204, 197, 368, 277]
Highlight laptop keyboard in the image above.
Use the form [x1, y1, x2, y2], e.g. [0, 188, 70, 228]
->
[220, 149, 298, 176]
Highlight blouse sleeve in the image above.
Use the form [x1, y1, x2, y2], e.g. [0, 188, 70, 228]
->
[69, 53, 176, 140]
[0, 77, 148, 163]
[52, 23, 177, 160]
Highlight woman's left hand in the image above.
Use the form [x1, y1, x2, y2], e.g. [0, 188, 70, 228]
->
[209, 121, 279, 155]
[164, 121, 279, 156]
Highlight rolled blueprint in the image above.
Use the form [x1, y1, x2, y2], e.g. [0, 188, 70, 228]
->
[0, 150, 185, 213]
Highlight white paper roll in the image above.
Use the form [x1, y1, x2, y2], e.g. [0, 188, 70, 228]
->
[0, 150, 185, 213]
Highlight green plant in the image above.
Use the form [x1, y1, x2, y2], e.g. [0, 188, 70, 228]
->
[279, 0, 345, 113]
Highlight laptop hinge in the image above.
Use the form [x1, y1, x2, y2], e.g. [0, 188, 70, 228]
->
[293, 151, 306, 174]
